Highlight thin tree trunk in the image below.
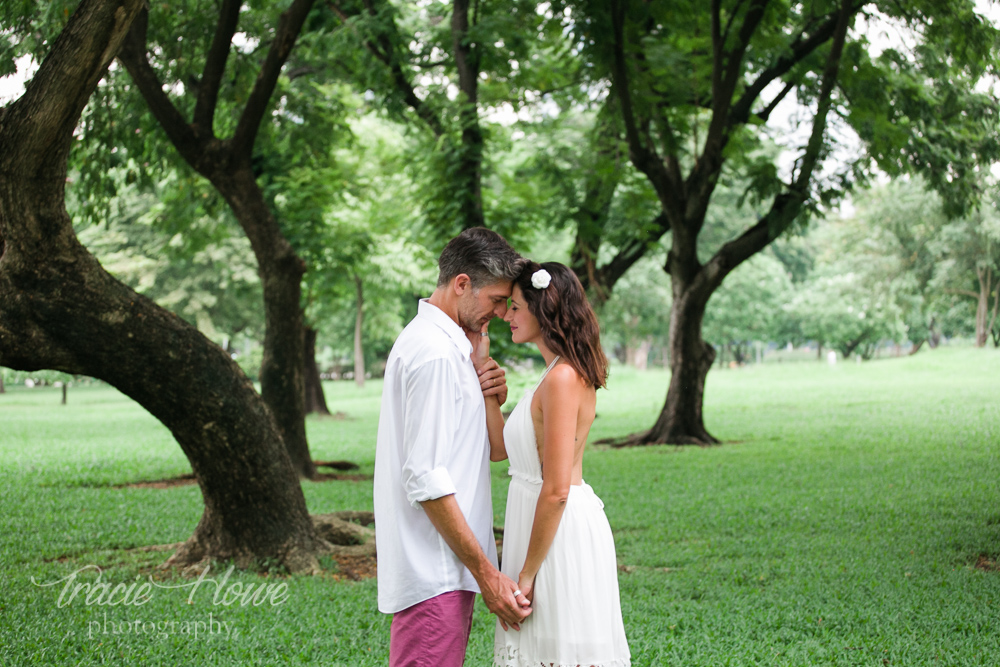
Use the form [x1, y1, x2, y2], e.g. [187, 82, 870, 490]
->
[909, 339, 925, 355]
[928, 317, 941, 348]
[354, 273, 365, 388]
[975, 266, 991, 347]
[303, 326, 330, 415]
[989, 275, 1000, 347]
[0, 0, 323, 573]
[451, 0, 484, 230]
[213, 172, 315, 479]
[0, 373, 5, 394]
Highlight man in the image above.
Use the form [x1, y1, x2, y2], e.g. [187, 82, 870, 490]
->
[374, 227, 531, 666]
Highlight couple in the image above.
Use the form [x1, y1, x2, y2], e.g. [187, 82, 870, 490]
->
[374, 228, 630, 667]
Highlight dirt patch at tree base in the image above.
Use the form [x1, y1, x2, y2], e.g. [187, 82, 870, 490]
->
[974, 554, 1000, 572]
[310, 473, 371, 482]
[116, 466, 370, 489]
[330, 554, 377, 580]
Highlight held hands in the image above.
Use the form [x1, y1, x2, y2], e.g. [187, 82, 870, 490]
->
[471, 323, 508, 407]
[480, 566, 532, 631]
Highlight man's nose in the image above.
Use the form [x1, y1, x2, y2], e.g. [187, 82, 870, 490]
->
[496, 302, 509, 318]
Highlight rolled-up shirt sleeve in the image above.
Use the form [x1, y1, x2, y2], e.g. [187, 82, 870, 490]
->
[400, 357, 461, 507]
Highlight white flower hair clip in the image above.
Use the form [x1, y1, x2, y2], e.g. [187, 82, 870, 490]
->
[531, 269, 552, 289]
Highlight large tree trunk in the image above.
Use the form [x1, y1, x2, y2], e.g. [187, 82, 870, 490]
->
[303, 326, 331, 415]
[353, 273, 365, 388]
[0, 0, 323, 573]
[118, 4, 317, 478]
[637, 289, 719, 444]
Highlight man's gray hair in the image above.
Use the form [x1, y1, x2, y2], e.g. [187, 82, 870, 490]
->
[437, 227, 524, 288]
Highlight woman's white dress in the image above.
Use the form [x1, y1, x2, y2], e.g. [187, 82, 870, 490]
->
[493, 357, 631, 667]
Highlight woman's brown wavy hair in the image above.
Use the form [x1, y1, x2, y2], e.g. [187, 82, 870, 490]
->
[515, 261, 609, 389]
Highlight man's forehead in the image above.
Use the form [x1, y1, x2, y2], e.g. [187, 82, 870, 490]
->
[480, 281, 513, 298]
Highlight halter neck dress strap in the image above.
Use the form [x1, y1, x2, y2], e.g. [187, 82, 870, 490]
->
[533, 355, 561, 390]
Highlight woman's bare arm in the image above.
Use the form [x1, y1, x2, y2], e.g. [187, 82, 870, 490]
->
[484, 394, 508, 462]
[517, 365, 584, 596]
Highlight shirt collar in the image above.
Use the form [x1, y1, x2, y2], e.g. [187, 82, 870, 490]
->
[418, 299, 473, 357]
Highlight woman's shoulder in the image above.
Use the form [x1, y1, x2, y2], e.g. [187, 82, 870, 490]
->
[543, 361, 590, 391]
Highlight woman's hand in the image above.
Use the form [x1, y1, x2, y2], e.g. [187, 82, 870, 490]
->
[477, 358, 508, 406]
[517, 571, 536, 605]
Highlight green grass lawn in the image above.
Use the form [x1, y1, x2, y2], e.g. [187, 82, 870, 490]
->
[1, 345, 998, 665]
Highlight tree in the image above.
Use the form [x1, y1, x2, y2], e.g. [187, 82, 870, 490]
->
[848, 179, 945, 352]
[703, 253, 794, 364]
[598, 257, 672, 368]
[931, 201, 1000, 347]
[851, 178, 1000, 349]
[73, 181, 265, 348]
[107, 0, 336, 478]
[305, 115, 436, 385]
[329, 0, 565, 242]
[787, 218, 909, 358]
[0, 0, 325, 572]
[560, 0, 1000, 444]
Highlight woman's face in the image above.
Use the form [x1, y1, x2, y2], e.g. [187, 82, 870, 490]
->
[504, 284, 541, 345]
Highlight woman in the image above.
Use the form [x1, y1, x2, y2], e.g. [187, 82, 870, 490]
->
[480, 261, 630, 667]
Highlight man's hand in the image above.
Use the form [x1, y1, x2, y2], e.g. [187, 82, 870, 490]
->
[419, 496, 529, 630]
[479, 566, 532, 631]
[468, 323, 490, 368]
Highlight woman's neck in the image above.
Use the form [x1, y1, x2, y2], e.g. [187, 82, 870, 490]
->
[535, 340, 558, 367]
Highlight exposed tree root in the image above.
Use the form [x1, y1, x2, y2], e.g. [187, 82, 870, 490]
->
[595, 428, 721, 448]
[159, 511, 377, 576]
[314, 460, 360, 471]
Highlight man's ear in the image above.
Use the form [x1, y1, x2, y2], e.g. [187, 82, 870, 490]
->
[453, 273, 472, 296]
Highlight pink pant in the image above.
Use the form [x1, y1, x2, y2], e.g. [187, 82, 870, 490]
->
[389, 590, 476, 667]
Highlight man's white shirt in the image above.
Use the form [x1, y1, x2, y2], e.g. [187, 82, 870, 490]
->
[374, 299, 498, 614]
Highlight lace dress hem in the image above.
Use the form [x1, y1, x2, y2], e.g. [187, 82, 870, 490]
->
[493, 646, 631, 667]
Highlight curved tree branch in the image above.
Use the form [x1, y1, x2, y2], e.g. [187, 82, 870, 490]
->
[118, 8, 206, 168]
[3, 0, 143, 180]
[328, 0, 445, 136]
[193, 0, 242, 135]
[696, 0, 854, 299]
[609, 0, 681, 219]
[728, 2, 866, 129]
[232, 0, 319, 159]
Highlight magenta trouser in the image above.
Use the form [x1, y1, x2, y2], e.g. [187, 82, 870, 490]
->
[389, 590, 476, 667]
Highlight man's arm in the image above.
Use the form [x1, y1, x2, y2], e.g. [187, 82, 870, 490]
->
[420, 494, 531, 630]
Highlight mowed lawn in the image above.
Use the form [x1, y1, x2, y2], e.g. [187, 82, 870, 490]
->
[1, 346, 998, 666]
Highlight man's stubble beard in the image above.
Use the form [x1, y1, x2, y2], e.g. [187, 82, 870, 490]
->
[457, 295, 484, 333]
